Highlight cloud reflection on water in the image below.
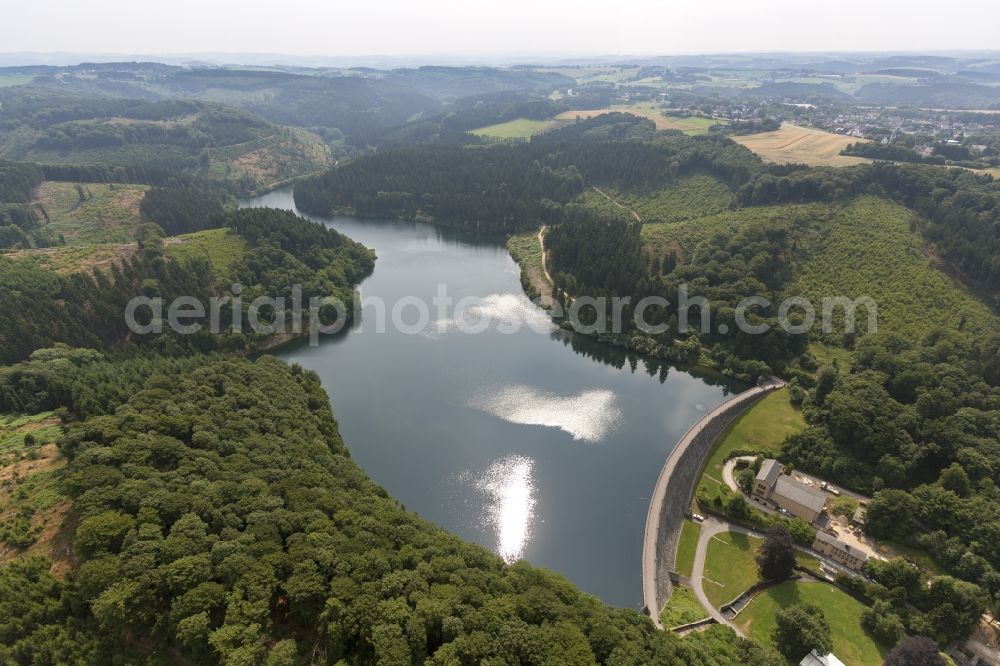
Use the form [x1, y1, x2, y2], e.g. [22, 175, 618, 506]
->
[469, 384, 622, 442]
[430, 292, 558, 336]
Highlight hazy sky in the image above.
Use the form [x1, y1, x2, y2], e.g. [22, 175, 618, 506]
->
[2, 0, 998, 58]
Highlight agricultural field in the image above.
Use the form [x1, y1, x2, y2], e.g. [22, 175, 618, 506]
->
[32, 180, 148, 245]
[166, 228, 246, 279]
[555, 104, 724, 134]
[694, 388, 806, 506]
[732, 124, 871, 167]
[659, 585, 706, 628]
[0, 412, 72, 577]
[735, 581, 888, 666]
[469, 118, 559, 140]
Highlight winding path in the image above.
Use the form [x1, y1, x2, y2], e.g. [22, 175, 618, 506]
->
[591, 186, 641, 222]
[689, 517, 739, 630]
[538, 226, 554, 285]
[687, 518, 857, 636]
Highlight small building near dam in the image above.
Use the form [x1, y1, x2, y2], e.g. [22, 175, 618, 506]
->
[752, 459, 827, 523]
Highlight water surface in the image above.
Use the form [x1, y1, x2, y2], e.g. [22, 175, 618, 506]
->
[242, 187, 739, 608]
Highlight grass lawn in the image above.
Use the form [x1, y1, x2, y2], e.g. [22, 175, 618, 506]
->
[167, 228, 246, 279]
[660, 585, 707, 628]
[703, 531, 761, 608]
[694, 388, 805, 505]
[736, 581, 889, 666]
[469, 118, 557, 140]
[676, 519, 701, 578]
[795, 551, 824, 577]
[0, 412, 60, 457]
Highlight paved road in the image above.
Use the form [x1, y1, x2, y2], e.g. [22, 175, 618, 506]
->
[722, 456, 869, 505]
[721, 456, 784, 520]
[690, 517, 741, 632]
[687, 517, 857, 636]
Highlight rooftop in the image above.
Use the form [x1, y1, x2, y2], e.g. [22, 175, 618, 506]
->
[756, 459, 782, 487]
[800, 651, 846, 666]
[774, 475, 827, 513]
[814, 530, 870, 562]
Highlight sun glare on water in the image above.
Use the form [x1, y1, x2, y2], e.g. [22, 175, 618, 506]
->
[477, 455, 537, 563]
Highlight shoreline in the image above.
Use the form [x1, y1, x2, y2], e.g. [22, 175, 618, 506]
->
[641, 378, 785, 628]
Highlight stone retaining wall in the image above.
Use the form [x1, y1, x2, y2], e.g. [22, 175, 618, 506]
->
[642, 379, 784, 626]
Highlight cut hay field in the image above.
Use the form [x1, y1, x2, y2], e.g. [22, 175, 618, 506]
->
[555, 105, 724, 135]
[469, 118, 559, 140]
[732, 124, 870, 167]
[33, 181, 148, 245]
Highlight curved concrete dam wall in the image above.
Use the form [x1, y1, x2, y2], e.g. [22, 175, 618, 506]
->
[642, 379, 785, 627]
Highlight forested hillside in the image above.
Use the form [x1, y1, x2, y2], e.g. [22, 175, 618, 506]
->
[293, 117, 759, 232]
[3, 53, 1000, 663]
[0, 207, 374, 367]
[292, 118, 1000, 644]
[0, 352, 780, 665]
[0, 88, 330, 194]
